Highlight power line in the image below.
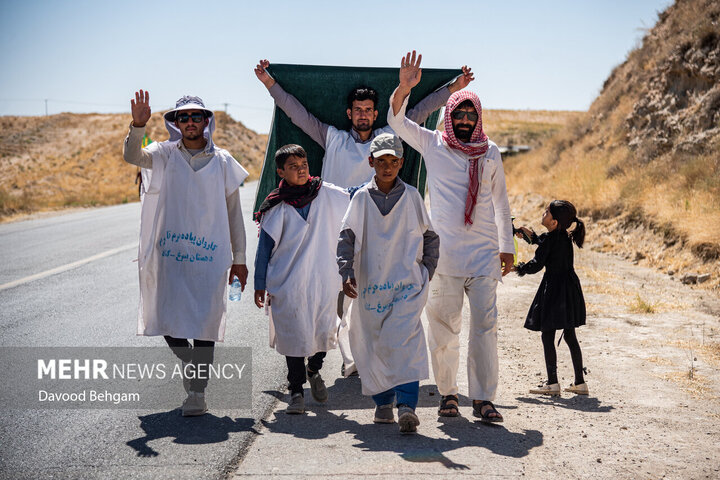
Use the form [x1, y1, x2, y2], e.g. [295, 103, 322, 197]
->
[0, 98, 127, 107]
[0, 98, 272, 111]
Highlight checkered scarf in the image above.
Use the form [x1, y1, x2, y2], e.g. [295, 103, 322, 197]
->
[254, 176, 322, 223]
[441, 91, 489, 226]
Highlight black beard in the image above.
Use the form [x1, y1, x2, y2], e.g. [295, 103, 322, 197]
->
[183, 131, 203, 141]
[353, 123, 372, 132]
[453, 125, 473, 143]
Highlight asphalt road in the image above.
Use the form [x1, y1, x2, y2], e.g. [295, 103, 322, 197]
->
[0, 181, 285, 480]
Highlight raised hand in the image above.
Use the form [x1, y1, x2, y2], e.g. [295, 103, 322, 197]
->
[254, 59, 276, 90]
[448, 65, 475, 93]
[399, 50, 423, 90]
[130, 90, 151, 128]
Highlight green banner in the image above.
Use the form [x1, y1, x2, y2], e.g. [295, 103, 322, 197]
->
[253, 64, 461, 212]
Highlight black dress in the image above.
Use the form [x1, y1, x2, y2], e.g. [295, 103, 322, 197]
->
[516, 229, 586, 332]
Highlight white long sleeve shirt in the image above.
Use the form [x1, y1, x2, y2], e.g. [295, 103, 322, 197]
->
[387, 90, 514, 281]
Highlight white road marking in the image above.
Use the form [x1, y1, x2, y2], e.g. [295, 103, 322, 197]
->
[0, 242, 138, 292]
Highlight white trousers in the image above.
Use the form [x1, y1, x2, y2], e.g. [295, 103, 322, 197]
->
[337, 293, 357, 376]
[425, 273, 499, 401]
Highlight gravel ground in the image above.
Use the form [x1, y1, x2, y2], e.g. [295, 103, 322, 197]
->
[231, 245, 720, 479]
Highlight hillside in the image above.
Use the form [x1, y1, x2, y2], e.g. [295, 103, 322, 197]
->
[505, 0, 720, 290]
[482, 109, 584, 149]
[0, 111, 267, 219]
[0, 107, 575, 222]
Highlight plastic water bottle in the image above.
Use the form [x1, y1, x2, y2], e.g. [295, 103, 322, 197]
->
[229, 276, 242, 302]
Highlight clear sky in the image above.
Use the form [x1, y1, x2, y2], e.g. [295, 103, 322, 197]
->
[0, 0, 672, 134]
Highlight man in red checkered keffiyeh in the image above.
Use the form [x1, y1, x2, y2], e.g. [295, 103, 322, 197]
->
[388, 50, 516, 424]
[441, 90, 489, 226]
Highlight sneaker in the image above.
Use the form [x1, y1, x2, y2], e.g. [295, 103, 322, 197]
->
[286, 393, 305, 414]
[398, 406, 419, 434]
[373, 404, 395, 424]
[529, 382, 561, 396]
[308, 372, 328, 403]
[564, 382, 589, 395]
[181, 391, 207, 417]
[182, 361, 191, 394]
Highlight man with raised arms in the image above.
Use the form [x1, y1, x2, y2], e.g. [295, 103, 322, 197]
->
[388, 51, 514, 423]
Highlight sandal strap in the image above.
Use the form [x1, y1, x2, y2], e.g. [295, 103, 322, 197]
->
[439, 395, 460, 413]
[474, 400, 497, 412]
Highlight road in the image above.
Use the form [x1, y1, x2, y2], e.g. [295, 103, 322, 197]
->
[0, 181, 285, 480]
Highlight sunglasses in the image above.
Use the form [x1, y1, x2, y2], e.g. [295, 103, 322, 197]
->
[176, 112, 206, 123]
[451, 110, 479, 121]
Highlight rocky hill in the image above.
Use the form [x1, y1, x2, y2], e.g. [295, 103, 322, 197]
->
[505, 0, 720, 290]
[0, 106, 578, 222]
[0, 111, 266, 219]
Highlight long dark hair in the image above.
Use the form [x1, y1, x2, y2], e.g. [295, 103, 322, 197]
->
[549, 200, 585, 248]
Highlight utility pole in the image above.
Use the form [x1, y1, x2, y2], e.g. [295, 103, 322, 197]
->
[223, 103, 228, 113]
[45, 99, 48, 116]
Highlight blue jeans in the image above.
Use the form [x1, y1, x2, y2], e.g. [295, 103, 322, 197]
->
[371, 381, 419, 410]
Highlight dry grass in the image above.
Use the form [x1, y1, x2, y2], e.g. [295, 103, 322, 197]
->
[646, 355, 675, 367]
[576, 265, 629, 298]
[483, 109, 584, 148]
[504, 0, 720, 289]
[628, 295, 658, 314]
[659, 370, 713, 398]
[671, 339, 720, 368]
[0, 112, 266, 221]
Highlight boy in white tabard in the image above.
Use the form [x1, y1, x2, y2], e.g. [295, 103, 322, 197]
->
[253, 144, 350, 414]
[337, 133, 439, 434]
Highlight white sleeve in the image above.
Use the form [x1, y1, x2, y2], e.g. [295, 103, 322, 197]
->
[224, 154, 249, 264]
[488, 150, 514, 254]
[227, 189, 247, 264]
[386, 88, 437, 156]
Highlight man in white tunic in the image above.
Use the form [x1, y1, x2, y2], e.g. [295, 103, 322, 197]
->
[388, 52, 515, 422]
[124, 91, 249, 416]
[254, 59, 473, 377]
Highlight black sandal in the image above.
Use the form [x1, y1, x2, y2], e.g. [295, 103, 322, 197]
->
[473, 400, 503, 423]
[438, 394, 460, 417]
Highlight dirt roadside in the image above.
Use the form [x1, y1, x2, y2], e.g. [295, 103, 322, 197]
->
[503, 245, 720, 479]
[232, 233, 720, 479]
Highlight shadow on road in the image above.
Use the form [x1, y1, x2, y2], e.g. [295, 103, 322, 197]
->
[126, 410, 259, 457]
[260, 380, 543, 470]
[515, 395, 614, 412]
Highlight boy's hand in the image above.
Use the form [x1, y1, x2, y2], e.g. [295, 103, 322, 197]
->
[130, 89, 151, 128]
[500, 253, 514, 276]
[254, 59, 276, 90]
[343, 278, 358, 299]
[254, 290, 265, 309]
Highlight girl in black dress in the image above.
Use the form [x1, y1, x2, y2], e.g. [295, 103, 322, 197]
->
[514, 200, 588, 396]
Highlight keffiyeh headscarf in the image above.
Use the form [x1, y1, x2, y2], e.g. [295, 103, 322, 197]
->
[254, 176, 323, 223]
[441, 91, 489, 226]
